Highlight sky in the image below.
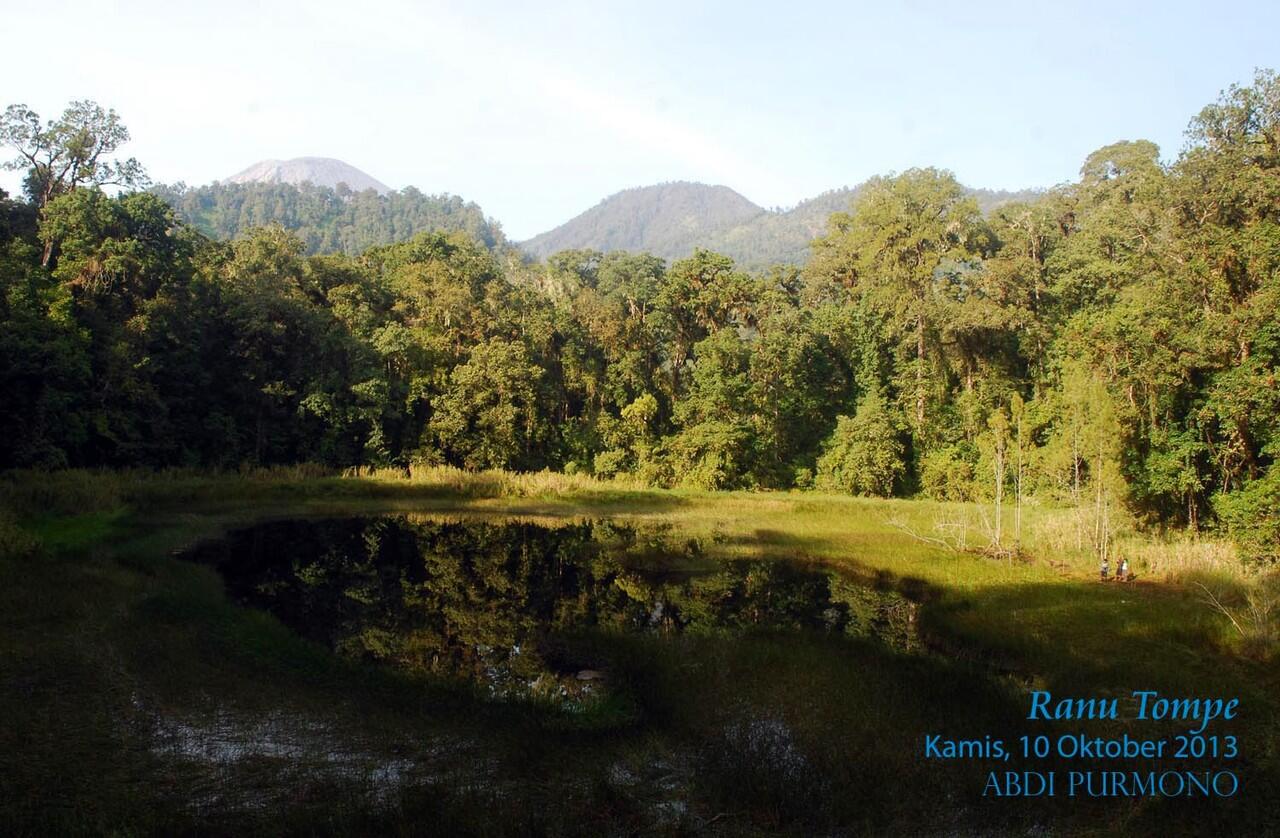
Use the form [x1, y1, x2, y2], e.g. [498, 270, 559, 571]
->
[2, 1, 1277, 240]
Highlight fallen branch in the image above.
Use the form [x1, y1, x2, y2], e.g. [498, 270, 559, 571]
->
[883, 515, 960, 552]
[1193, 581, 1246, 638]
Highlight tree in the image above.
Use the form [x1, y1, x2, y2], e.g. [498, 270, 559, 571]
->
[1010, 394, 1029, 545]
[815, 389, 906, 496]
[666, 328, 756, 490]
[0, 228, 89, 467]
[152, 179, 512, 258]
[1, 101, 147, 265]
[594, 392, 660, 479]
[811, 169, 986, 434]
[746, 309, 851, 486]
[34, 189, 206, 464]
[982, 406, 1010, 549]
[1213, 466, 1280, 565]
[1172, 69, 1280, 502]
[429, 338, 546, 470]
[654, 249, 755, 395]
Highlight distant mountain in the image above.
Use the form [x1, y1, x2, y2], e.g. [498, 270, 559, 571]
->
[521, 182, 1044, 267]
[154, 179, 509, 257]
[223, 157, 392, 195]
[158, 160, 1040, 266]
[521, 182, 765, 261]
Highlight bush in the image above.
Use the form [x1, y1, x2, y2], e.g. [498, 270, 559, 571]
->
[815, 390, 905, 497]
[666, 420, 753, 491]
[919, 446, 976, 501]
[1213, 467, 1280, 565]
[0, 511, 37, 559]
[592, 448, 629, 479]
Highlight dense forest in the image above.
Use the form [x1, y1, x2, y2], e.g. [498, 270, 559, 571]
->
[2, 71, 1277, 562]
[152, 180, 511, 257]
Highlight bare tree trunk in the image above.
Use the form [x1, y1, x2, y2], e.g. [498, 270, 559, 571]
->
[1094, 442, 1108, 565]
[1015, 417, 1024, 547]
[1072, 431, 1082, 552]
[915, 315, 926, 426]
[993, 436, 1005, 549]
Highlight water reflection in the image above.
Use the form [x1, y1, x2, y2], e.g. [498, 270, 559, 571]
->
[184, 517, 916, 708]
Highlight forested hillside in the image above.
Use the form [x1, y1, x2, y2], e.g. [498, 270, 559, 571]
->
[2, 71, 1278, 562]
[152, 180, 511, 257]
[520, 182, 765, 260]
[522, 181, 1041, 266]
[153, 166, 1033, 267]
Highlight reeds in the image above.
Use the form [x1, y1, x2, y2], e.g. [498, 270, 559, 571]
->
[344, 463, 650, 498]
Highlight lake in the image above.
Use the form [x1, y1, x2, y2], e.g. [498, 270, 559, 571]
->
[183, 516, 919, 717]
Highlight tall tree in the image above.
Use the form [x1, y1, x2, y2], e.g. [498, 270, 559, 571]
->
[1, 101, 147, 265]
[810, 168, 987, 432]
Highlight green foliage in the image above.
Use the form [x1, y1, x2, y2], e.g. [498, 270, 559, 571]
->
[0, 233, 88, 465]
[152, 180, 510, 257]
[810, 168, 989, 435]
[429, 338, 546, 470]
[1, 100, 146, 211]
[593, 393, 660, 478]
[667, 328, 755, 489]
[815, 390, 906, 496]
[919, 445, 976, 501]
[1213, 467, 1280, 564]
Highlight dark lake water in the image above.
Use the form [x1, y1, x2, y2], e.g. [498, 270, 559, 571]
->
[184, 516, 917, 712]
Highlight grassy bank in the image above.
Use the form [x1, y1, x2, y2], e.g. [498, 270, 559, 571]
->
[2, 468, 1277, 835]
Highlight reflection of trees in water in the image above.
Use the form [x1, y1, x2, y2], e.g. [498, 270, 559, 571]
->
[195, 518, 915, 695]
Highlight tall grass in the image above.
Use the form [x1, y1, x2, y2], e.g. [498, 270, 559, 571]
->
[1177, 568, 1280, 656]
[0, 464, 663, 524]
[345, 464, 652, 498]
[996, 503, 1244, 580]
[0, 465, 336, 517]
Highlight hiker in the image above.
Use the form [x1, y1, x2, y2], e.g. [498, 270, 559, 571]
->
[1100, 557, 1110, 581]
[1117, 557, 1130, 582]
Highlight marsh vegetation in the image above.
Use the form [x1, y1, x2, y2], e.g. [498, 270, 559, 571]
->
[1, 469, 1276, 835]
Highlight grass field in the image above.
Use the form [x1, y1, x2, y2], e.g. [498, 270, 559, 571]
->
[1, 468, 1276, 835]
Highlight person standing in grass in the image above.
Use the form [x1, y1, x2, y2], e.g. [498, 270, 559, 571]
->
[1117, 557, 1129, 582]
[1100, 557, 1110, 581]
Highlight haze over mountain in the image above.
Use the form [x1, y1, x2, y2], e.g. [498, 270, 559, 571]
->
[223, 157, 392, 195]
[521, 181, 1043, 267]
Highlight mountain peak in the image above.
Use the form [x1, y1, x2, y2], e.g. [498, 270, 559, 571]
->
[223, 157, 392, 195]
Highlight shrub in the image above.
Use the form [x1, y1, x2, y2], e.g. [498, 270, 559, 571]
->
[815, 390, 905, 497]
[1213, 467, 1280, 565]
[0, 511, 37, 559]
[919, 445, 976, 501]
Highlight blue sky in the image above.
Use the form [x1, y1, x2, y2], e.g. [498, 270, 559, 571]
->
[2, 1, 1277, 239]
